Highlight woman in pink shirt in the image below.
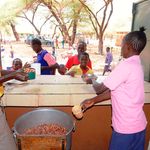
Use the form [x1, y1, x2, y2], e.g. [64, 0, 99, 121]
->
[81, 27, 147, 150]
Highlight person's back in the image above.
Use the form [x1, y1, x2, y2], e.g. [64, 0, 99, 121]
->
[103, 27, 147, 150]
[106, 56, 146, 133]
[81, 27, 147, 150]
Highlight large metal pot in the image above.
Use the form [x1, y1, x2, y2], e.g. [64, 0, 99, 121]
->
[14, 108, 74, 150]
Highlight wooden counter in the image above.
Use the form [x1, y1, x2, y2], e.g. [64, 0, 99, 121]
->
[2, 75, 96, 106]
[2, 75, 150, 106]
[2, 75, 150, 150]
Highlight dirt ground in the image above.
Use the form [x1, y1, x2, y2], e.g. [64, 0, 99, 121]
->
[1, 41, 121, 75]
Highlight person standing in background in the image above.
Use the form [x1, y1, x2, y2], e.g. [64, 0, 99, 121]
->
[62, 38, 65, 49]
[103, 47, 113, 75]
[10, 45, 14, 59]
[52, 46, 56, 60]
[31, 38, 59, 75]
[55, 37, 59, 49]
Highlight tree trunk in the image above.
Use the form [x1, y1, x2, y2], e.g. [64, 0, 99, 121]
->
[71, 20, 77, 46]
[10, 22, 20, 41]
[34, 25, 40, 35]
[42, 1, 70, 42]
[98, 37, 103, 55]
[61, 24, 70, 43]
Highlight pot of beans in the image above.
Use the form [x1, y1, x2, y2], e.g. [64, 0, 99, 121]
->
[13, 108, 75, 150]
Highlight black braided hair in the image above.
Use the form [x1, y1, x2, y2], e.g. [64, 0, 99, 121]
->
[124, 27, 147, 54]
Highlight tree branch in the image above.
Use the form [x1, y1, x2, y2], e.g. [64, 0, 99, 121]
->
[17, 15, 26, 19]
[21, 12, 31, 23]
[52, 25, 59, 39]
[39, 15, 53, 32]
[42, 0, 63, 27]
[68, 20, 74, 32]
[101, 4, 108, 29]
[64, 18, 72, 25]
[89, 14, 98, 37]
[96, 5, 105, 17]
[32, 2, 41, 23]
[18, 11, 40, 34]
[51, 20, 59, 26]
[79, 0, 101, 28]
[103, 0, 113, 32]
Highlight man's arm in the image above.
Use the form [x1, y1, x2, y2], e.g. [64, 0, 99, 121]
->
[0, 70, 14, 83]
[41, 63, 59, 71]
[84, 77, 109, 95]
[92, 81, 109, 95]
[65, 66, 76, 76]
[81, 89, 111, 111]
[42, 53, 59, 71]
[0, 70, 28, 83]
[81, 78, 111, 111]
[1, 70, 14, 76]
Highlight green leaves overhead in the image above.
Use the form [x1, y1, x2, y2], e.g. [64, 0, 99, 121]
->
[0, 0, 35, 27]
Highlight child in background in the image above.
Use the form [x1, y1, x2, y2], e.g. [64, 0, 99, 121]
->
[58, 64, 67, 75]
[11, 58, 31, 71]
[12, 58, 22, 71]
[55, 38, 59, 49]
[66, 52, 93, 77]
[10, 45, 14, 58]
[61, 39, 65, 49]
[66, 41, 92, 70]
[81, 27, 147, 150]
[52, 46, 56, 60]
[103, 47, 113, 75]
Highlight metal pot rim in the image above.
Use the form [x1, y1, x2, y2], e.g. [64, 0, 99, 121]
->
[14, 108, 75, 136]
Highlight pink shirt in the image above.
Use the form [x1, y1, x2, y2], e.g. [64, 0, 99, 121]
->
[103, 55, 147, 134]
[43, 53, 56, 66]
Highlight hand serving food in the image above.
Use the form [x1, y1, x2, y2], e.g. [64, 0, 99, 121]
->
[81, 99, 95, 111]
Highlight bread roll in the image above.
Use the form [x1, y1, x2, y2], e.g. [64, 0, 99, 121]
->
[72, 105, 83, 119]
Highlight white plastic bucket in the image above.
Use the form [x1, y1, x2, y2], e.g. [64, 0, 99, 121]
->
[31, 63, 41, 75]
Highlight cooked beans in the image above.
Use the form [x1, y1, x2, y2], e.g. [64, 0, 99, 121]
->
[23, 124, 67, 136]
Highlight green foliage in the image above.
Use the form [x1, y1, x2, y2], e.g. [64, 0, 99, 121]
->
[0, 0, 105, 37]
[0, 0, 35, 27]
